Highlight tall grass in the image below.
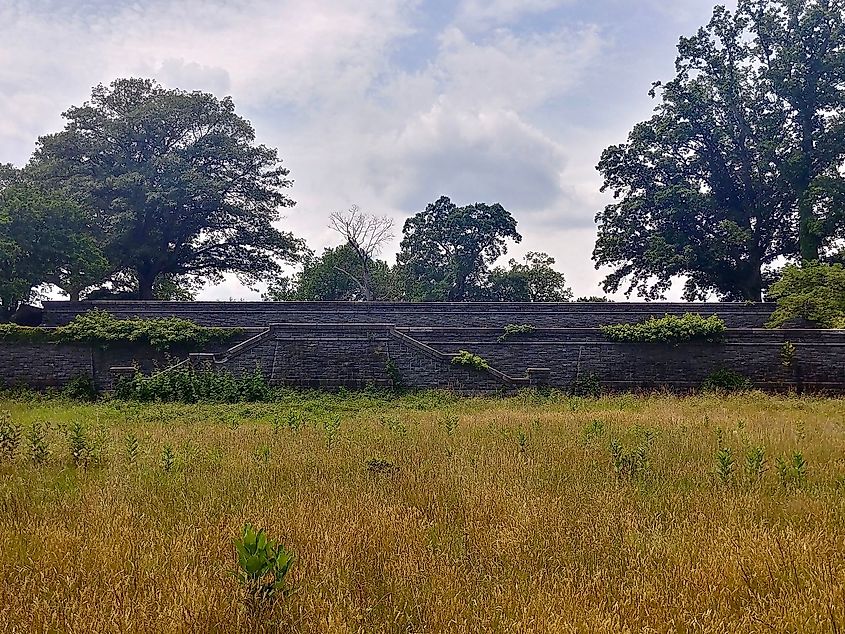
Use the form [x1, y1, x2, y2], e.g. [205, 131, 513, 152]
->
[0, 391, 843, 632]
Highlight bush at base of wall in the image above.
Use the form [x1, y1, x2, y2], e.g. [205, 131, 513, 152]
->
[600, 313, 726, 345]
[0, 309, 241, 352]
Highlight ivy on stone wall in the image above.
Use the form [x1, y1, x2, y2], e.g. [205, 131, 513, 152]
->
[600, 313, 726, 344]
[0, 309, 241, 352]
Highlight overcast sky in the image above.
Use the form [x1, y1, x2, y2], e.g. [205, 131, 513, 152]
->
[0, 0, 734, 300]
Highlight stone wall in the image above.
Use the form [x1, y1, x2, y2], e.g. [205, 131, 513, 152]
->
[1, 301, 842, 394]
[42, 300, 777, 328]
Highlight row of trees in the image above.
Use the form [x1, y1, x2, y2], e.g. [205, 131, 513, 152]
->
[266, 199, 571, 302]
[0, 79, 570, 317]
[2, 0, 844, 315]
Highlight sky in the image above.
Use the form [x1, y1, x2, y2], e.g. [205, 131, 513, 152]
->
[0, 0, 735, 300]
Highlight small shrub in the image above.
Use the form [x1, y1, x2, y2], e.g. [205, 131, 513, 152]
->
[0, 411, 22, 460]
[571, 372, 601, 397]
[114, 367, 272, 403]
[451, 350, 490, 371]
[498, 324, 536, 342]
[601, 313, 726, 345]
[63, 374, 98, 401]
[27, 422, 49, 465]
[702, 369, 752, 393]
[385, 359, 403, 389]
[234, 523, 296, 605]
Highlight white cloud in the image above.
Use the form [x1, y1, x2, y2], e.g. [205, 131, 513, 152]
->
[456, 0, 573, 27]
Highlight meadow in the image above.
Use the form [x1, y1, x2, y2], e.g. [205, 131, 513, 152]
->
[0, 389, 843, 633]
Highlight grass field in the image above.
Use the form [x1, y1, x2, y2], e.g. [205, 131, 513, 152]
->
[0, 390, 843, 633]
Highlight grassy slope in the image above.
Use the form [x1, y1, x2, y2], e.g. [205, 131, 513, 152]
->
[0, 391, 843, 633]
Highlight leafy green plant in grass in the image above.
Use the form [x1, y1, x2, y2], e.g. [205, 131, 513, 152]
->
[322, 416, 341, 448]
[125, 432, 139, 464]
[776, 452, 808, 490]
[715, 446, 735, 486]
[600, 313, 726, 344]
[160, 445, 175, 472]
[440, 414, 459, 436]
[609, 431, 654, 482]
[780, 341, 797, 368]
[0, 411, 22, 460]
[571, 372, 601, 397]
[582, 419, 605, 446]
[385, 359, 403, 389]
[68, 421, 92, 467]
[745, 445, 765, 482]
[234, 523, 296, 606]
[702, 368, 752, 393]
[498, 324, 536, 342]
[451, 350, 490, 371]
[27, 422, 49, 465]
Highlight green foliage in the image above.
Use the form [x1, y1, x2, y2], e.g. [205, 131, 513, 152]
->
[234, 523, 295, 605]
[68, 421, 93, 467]
[265, 243, 396, 301]
[594, 1, 845, 300]
[601, 313, 726, 344]
[780, 341, 797, 368]
[451, 350, 490, 371]
[396, 196, 521, 301]
[322, 416, 341, 448]
[440, 414, 459, 437]
[776, 452, 808, 490]
[160, 445, 175, 473]
[609, 431, 654, 481]
[745, 446, 766, 483]
[767, 262, 845, 328]
[0, 310, 239, 352]
[702, 369, 752, 393]
[56, 309, 240, 352]
[113, 367, 270, 403]
[385, 359, 403, 389]
[0, 175, 107, 315]
[498, 324, 536, 342]
[125, 432, 139, 465]
[483, 252, 572, 302]
[0, 411, 22, 460]
[32, 78, 302, 299]
[570, 373, 601, 398]
[27, 422, 49, 465]
[63, 374, 98, 401]
[582, 419, 606, 445]
[715, 446, 735, 486]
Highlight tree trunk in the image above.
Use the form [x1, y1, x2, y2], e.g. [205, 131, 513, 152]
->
[137, 271, 156, 300]
[69, 289, 81, 303]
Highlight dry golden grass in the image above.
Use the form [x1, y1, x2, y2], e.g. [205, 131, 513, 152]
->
[0, 390, 844, 633]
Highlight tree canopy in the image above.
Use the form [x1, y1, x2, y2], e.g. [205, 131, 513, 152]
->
[397, 196, 521, 301]
[31, 78, 301, 299]
[594, 0, 845, 301]
[484, 252, 572, 302]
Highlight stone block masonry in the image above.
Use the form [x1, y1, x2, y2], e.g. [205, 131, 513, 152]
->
[1, 301, 842, 393]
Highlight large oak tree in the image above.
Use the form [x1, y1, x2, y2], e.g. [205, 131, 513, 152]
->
[31, 78, 301, 299]
[396, 196, 521, 301]
[594, 0, 845, 301]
